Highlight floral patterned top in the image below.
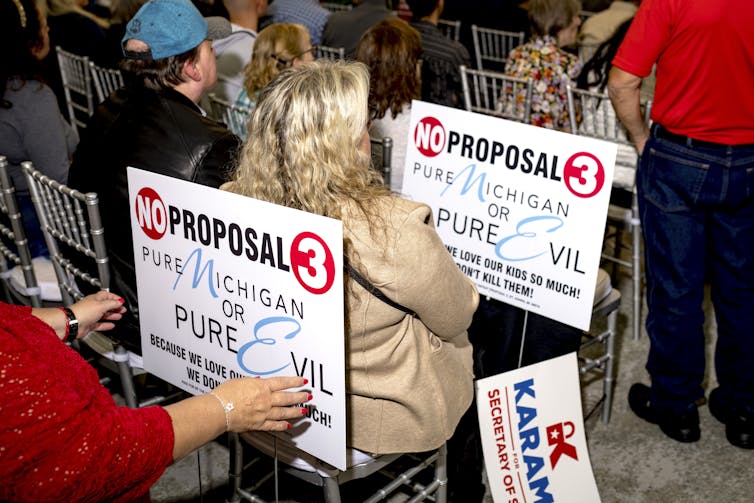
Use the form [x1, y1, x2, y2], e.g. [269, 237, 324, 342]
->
[504, 36, 582, 131]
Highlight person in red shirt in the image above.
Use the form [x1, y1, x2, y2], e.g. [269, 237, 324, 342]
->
[608, 0, 754, 449]
[0, 291, 310, 501]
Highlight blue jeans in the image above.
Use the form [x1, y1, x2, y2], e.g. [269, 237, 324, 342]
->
[639, 126, 754, 416]
[16, 194, 49, 259]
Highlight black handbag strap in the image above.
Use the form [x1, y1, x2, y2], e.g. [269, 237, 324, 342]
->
[346, 263, 415, 316]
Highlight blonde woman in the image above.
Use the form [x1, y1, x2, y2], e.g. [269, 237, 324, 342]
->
[224, 60, 479, 457]
[235, 23, 315, 108]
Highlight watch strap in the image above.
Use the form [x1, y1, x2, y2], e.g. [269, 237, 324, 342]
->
[61, 307, 79, 341]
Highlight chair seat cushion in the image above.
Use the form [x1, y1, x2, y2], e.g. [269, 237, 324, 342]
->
[9, 257, 62, 302]
[241, 431, 376, 476]
[82, 331, 145, 371]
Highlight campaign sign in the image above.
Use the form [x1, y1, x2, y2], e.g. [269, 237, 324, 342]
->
[127, 168, 346, 470]
[476, 353, 600, 503]
[402, 101, 616, 330]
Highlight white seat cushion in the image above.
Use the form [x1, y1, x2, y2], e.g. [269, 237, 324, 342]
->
[9, 257, 62, 302]
[241, 431, 375, 476]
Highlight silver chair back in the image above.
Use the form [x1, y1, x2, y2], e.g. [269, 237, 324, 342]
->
[459, 65, 532, 123]
[20, 162, 109, 305]
[316, 45, 346, 61]
[21, 162, 145, 406]
[370, 136, 393, 187]
[438, 18, 461, 41]
[0, 157, 42, 307]
[321, 1, 352, 13]
[471, 24, 524, 71]
[55, 46, 94, 135]
[207, 93, 253, 140]
[89, 62, 124, 104]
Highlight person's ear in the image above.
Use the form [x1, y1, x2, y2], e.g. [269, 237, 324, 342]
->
[183, 59, 202, 82]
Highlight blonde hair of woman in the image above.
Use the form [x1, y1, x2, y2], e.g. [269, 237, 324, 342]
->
[242, 23, 313, 100]
[45, 0, 109, 29]
[227, 60, 388, 253]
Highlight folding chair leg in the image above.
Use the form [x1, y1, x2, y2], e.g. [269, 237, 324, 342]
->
[611, 227, 623, 285]
[0, 280, 13, 305]
[601, 308, 618, 423]
[434, 443, 448, 503]
[228, 433, 243, 503]
[322, 478, 342, 503]
[631, 192, 642, 341]
[114, 344, 138, 408]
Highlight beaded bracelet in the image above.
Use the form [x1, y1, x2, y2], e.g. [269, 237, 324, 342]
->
[209, 391, 235, 432]
[55, 306, 71, 342]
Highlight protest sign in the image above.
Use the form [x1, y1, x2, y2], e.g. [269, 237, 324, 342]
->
[476, 352, 601, 502]
[127, 168, 346, 469]
[401, 101, 616, 329]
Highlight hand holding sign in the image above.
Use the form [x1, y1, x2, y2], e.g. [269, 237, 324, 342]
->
[211, 376, 312, 432]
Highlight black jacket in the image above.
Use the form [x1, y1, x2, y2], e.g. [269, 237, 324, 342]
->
[68, 86, 241, 353]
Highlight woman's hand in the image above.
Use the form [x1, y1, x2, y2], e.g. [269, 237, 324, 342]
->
[211, 376, 311, 432]
[70, 291, 126, 337]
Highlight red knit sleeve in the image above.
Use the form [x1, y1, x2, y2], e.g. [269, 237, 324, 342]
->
[0, 303, 176, 502]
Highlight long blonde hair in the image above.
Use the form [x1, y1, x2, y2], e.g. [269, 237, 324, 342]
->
[242, 23, 309, 99]
[45, 0, 110, 28]
[224, 60, 389, 257]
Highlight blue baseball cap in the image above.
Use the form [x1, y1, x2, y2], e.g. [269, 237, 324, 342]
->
[122, 0, 231, 60]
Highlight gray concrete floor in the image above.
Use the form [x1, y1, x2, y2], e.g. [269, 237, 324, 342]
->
[150, 266, 754, 503]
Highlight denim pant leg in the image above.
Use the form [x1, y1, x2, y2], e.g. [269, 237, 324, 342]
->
[638, 137, 709, 413]
[707, 148, 754, 414]
[16, 194, 49, 258]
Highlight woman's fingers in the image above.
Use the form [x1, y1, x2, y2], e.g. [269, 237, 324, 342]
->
[271, 390, 311, 408]
[264, 376, 309, 392]
[260, 420, 294, 432]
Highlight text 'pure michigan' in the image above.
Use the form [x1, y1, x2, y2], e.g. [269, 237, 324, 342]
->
[133, 186, 336, 296]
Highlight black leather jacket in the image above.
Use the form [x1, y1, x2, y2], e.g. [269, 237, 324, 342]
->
[68, 86, 241, 353]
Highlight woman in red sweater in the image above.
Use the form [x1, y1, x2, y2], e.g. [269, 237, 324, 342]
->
[0, 291, 310, 502]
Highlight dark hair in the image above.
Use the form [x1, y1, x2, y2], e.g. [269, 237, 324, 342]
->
[355, 18, 422, 120]
[1, 0, 46, 108]
[529, 0, 581, 38]
[120, 46, 201, 91]
[406, 0, 438, 20]
[577, 18, 633, 91]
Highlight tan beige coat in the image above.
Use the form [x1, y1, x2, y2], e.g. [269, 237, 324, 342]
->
[344, 196, 479, 454]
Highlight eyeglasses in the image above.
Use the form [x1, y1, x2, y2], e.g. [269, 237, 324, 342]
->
[271, 45, 319, 68]
[296, 45, 319, 59]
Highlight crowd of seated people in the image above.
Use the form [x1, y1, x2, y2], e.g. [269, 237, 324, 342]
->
[2, 1, 677, 501]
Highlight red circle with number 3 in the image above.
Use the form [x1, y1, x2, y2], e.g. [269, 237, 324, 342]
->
[290, 232, 335, 295]
[563, 152, 605, 198]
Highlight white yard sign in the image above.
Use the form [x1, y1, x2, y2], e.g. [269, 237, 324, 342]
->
[127, 168, 346, 470]
[476, 353, 601, 503]
[401, 101, 616, 329]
